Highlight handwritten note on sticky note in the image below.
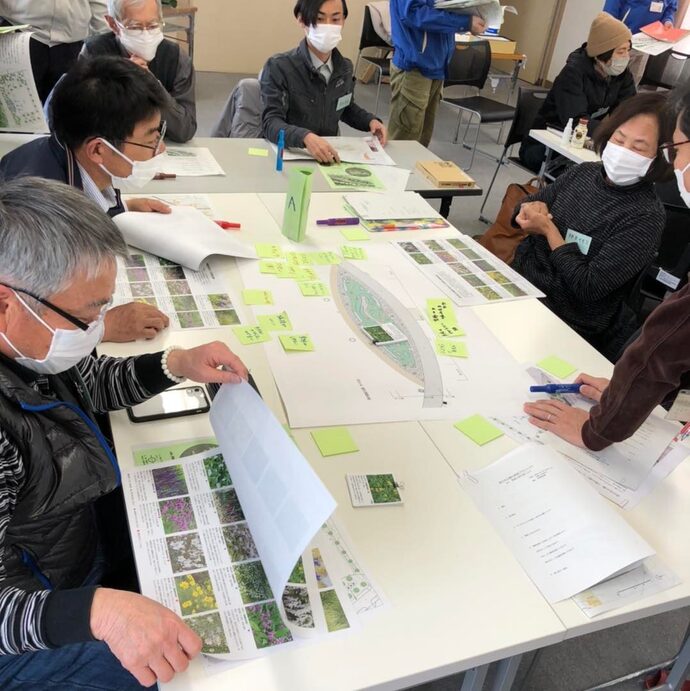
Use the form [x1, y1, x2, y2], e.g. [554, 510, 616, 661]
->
[454, 415, 504, 446]
[274, 264, 301, 279]
[255, 244, 283, 259]
[284, 251, 313, 266]
[258, 311, 292, 331]
[242, 289, 273, 306]
[292, 267, 318, 281]
[436, 338, 468, 358]
[310, 251, 342, 265]
[232, 325, 270, 345]
[258, 259, 284, 274]
[427, 298, 458, 325]
[537, 356, 577, 380]
[311, 427, 358, 457]
[279, 334, 314, 352]
[341, 246, 367, 260]
[248, 147, 269, 157]
[430, 321, 465, 338]
[341, 227, 370, 242]
[298, 281, 329, 297]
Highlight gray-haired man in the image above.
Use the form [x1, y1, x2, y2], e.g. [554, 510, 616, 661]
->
[0, 177, 247, 689]
[81, 0, 197, 142]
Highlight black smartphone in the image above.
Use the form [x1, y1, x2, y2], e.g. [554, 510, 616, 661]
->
[206, 373, 261, 401]
[127, 386, 210, 423]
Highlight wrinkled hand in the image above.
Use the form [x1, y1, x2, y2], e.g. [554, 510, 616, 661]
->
[575, 372, 610, 403]
[471, 16, 487, 35]
[304, 133, 340, 164]
[166, 341, 249, 384]
[104, 303, 169, 342]
[90, 588, 202, 687]
[129, 55, 150, 70]
[369, 120, 388, 146]
[515, 204, 552, 235]
[523, 399, 590, 448]
[127, 198, 172, 214]
[522, 201, 551, 218]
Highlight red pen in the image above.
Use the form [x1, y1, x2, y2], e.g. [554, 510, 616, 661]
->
[215, 220, 241, 230]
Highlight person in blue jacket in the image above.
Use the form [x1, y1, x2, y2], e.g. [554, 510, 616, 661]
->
[603, 0, 677, 34]
[388, 0, 486, 147]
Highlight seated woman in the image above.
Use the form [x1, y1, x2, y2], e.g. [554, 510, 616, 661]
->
[510, 92, 672, 361]
[260, 0, 387, 164]
[519, 12, 636, 173]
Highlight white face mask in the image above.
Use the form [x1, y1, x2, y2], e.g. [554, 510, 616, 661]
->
[604, 56, 630, 77]
[306, 23, 342, 54]
[602, 141, 654, 186]
[99, 139, 164, 191]
[675, 162, 690, 207]
[1, 292, 106, 375]
[117, 24, 164, 62]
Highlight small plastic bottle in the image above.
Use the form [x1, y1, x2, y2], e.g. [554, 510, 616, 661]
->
[561, 118, 574, 145]
[570, 118, 588, 149]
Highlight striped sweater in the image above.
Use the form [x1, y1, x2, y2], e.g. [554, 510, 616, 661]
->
[511, 163, 665, 358]
[0, 353, 172, 655]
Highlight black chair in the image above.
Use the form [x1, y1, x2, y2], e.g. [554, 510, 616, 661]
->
[478, 87, 548, 222]
[353, 4, 392, 115]
[640, 50, 690, 90]
[441, 41, 516, 171]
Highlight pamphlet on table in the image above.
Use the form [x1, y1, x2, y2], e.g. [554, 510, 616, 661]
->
[156, 147, 225, 176]
[271, 136, 396, 166]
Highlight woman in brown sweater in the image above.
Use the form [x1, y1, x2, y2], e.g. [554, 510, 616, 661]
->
[523, 84, 690, 450]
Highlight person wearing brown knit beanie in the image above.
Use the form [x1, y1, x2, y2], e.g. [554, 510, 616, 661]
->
[586, 12, 633, 72]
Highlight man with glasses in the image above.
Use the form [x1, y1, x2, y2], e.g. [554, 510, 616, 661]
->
[0, 56, 172, 344]
[81, 0, 196, 142]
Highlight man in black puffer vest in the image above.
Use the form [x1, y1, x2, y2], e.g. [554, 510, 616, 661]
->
[82, 0, 196, 143]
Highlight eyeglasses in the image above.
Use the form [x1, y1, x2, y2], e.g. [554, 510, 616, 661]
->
[1, 283, 111, 331]
[122, 120, 167, 157]
[659, 140, 690, 164]
[119, 19, 165, 33]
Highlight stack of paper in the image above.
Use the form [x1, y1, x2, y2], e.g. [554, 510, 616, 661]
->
[434, 0, 516, 28]
[343, 191, 449, 231]
[273, 136, 396, 166]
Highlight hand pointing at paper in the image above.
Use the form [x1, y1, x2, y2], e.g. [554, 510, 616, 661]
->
[166, 341, 249, 384]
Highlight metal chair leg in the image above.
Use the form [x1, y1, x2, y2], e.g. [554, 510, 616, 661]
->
[464, 113, 481, 172]
[374, 65, 383, 115]
[479, 150, 506, 222]
[453, 110, 464, 144]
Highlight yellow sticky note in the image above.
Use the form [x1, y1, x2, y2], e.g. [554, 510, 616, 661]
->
[341, 246, 368, 260]
[537, 356, 577, 379]
[279, 334, 314, 352]
[255, 244, 283, 259]
[232, 325, 270, 345]
[341, 227, 370, 242]
[242, 289, 273, 306]
[454, 415, 504, 446]
[436, 338, 468, 358]
[298, 281, 329, 297]
[430, 321, 465, 338]
[426, 298, 458, 326]
[258, 259, 285, 274]
[274, 264, 301, 279]
[258, 311, 292, 331]
[248, 147, 269, 157]
[310, 251, 342, 265]
[311, 427, 358, 457]
[290, 267, 316, 281]
[284, 251, 313, 266]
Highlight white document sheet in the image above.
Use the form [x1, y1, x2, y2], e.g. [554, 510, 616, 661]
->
[461, 444, 655, 603]
[0, 31, 49, 133]
[632, 32, 673, 55]
[374, 167, 412, 192]
[156, 147, 225, 176]
[344, 191, 442, 220]
[272, 136, 396, 166]
[114, 206, 256, 270]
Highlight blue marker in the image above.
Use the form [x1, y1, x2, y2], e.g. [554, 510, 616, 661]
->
[530, 384, 582, 394]
[276, 129, 285, 172]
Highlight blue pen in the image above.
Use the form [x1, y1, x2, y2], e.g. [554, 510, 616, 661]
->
[530, 384, 582, 394]
[276, 129, 285, 172]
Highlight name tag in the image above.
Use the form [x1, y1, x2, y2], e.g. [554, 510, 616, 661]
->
[565, 229, 592, 255]
[336, 93, 352, 111]
[666, 390, 690, 422]
[657, 268, 681, 290]
[650, 2, 664, 13]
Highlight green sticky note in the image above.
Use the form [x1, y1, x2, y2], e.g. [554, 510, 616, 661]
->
[292, 267, 318, 281]
[430, 321, 465, 338]
[311, 427, 359, 457]
[454, 415, 504, 446]
[426, 298, 458, 326]
[258, 311, 293, 331]
[279, 334, 314, 352]
[298, 281, 329, 297]
[340, 227, 370, 242]
[232, 325, 270, 345]
[341, 246, 368, 260]
[284, 251, 313, 266]
[248, 147, 269, 157]
[436, 338, 468, 358]
[537, 356, 577, 379]
[255, 243, 283, 258]
[242, 289, 273, 306]
[282, 167, 313, 243]
[258, 259, 285, 274]
[310, 251, 342, 265]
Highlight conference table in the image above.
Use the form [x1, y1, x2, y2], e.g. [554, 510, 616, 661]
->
[529, 128, 601, 185]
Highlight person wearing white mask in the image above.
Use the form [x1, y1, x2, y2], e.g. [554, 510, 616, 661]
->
[0, 56, 172, 344]
[522, 84, 690, 453]
[510, 92, 672, 361]
[0, 177, 249, 690]
[261, 0, 387, 164]
[81, 0, 197, 143]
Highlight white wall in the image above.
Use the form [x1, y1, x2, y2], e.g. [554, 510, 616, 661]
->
[547, 0, 603, 82]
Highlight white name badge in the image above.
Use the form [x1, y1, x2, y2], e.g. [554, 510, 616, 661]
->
[565, 228, 592, 255]
[336, 92, 352, 111]
[666, 390, 690, 422]
[650, 1, 664, 12]
[657, 268, 681, 290]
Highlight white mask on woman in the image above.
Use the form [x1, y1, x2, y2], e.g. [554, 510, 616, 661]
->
[604, 56, 630, 77]
[117, 25, 164, 62]
[602, 141, 654, 186]
[675, 162, 690, 207]
[99, 139, 164, 191]
[306, 23, 342, 54]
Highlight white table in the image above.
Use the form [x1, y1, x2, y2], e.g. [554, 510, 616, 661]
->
[528, 128, 601, 184]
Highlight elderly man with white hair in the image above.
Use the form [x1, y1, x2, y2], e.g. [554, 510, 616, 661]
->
[0, 177, 247, 689]
[82, 0, 197, 142]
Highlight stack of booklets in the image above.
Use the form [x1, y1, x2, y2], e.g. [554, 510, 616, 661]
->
[343, 191, 450, 232]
